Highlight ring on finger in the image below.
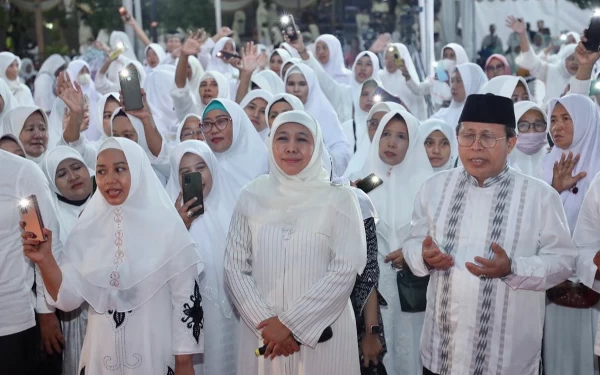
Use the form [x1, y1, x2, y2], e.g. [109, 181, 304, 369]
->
[187, 211, 193, 218]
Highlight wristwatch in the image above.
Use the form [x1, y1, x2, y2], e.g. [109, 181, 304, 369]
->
[368, 325, 381, 335]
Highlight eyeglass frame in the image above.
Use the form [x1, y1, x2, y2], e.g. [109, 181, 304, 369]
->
[485, 63, 505, 73]
[180, 127, 204, 139]
[517, 120, 546, 133]
[457, 132, 507, 149]
[200, 116, 232, 133]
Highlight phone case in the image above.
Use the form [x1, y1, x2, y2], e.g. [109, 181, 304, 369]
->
[20, 195, 47, 242]
[281, 15, 298, 41]
[356, 173, 384, 194]
[584, 16, 600, 52]
[119, 65, 143, 111]
[182, 172, 204, 216]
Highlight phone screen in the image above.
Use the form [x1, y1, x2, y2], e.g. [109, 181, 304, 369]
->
[182, 172, 204, 216]
[280, 15, 298, 41]
[356, 174, 384, 194]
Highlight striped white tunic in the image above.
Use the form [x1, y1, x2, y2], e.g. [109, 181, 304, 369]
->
[404, 167, 576, 375]
[225, 187, 363, 375]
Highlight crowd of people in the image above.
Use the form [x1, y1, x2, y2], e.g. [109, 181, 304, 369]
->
[2, 7, 600, 375]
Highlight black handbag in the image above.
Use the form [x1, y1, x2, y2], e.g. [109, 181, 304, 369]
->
[361, 362, 388, 375]
[396, 265, 430, 313]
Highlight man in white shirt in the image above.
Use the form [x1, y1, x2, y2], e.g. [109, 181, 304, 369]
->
[404, 94, 576, 375]
[0, 150, 64, 374]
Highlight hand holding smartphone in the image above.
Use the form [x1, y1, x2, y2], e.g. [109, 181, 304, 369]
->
[119, 6, 132, 22]
[119, 65, 144, 111]
[280, 14, 299, 42]
[584, 11, 600, 52]
[19, 195, 47, 242]
[388, 45, 404, 68]
[182, 172, 204, 216]
[216, 50, 242, 60]
[355, 173, 384, 194]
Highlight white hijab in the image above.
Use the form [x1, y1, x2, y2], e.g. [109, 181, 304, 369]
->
[61, 137, 201, 312]
[540, 94, 600, 233]
[143, 66, 178, 136]
[0, 52, 23, 95]
[240, 89, 273, 141]
[144, 43, 167, 72]
[95, 92, 120, 140]
[509, 100, 548, 176]
[175, 113, 202, 143]
[166, 140, 237, 317]
[41, 146, 92, 243]
[66, 60, 101, 141]
[38, 54, 67, 76]
[206, 37, 239, 79]
[1, 106, 50, 164]
[419, 118, 458, 172]
[284, 63, 347, 155]
[239, 110, 366, 274]
[344, 101, 407, 180]
[280, 43, 300, 59]
[351, 51, 381, 112]
[269, 48, 292, 75]
[379, 43, 428, 120]
[315, 34, 352, 85]
[19, 58, 36, 81]
[360, 109, 434, 251]
[197, 71, 231, 111]
[202, 98, 269, 195]
[432, 63, 488, 128]
[479, 75, 532, 101]
[441, 43, 469, 65]
[0, 78, 17, 124]
[352, 78, 381, 146]
[251, 69, 284, 95]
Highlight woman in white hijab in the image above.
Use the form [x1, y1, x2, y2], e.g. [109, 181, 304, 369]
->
[342, 78, 379, 153]
[358, 109, 434, 375]
[143, 65, 179, 141]
[264, 93, 305, 130]
[34, 54, 67, 112]
[0, 52, 35, 106]
[1, 106, 50, 164]
[284, 63, 352, 176]
[41, 146, 93, 375]
[431, 63, 488, 129]
[251, 69, 284, 95]
[176, 114, 204, 143]
[419, 118, 458, 172]
[268, 48, 292, 75]
[538, 94, 600, 375]
[509, 101, 548, 176]
[95, 56, 146, 96]
[344, 101, 407, 180]
[206, 37, 239, 93]
[66, 60, 101, 141]
[22, 137, 204, 374]
[240, 89, 273, 141]
[314, 34, 352, 85]
[143, 43, 166, 74]
[479, 75, 532, 103]
[0, 78, 17, 125]
[201, 98, 269, 195]
[225, 110, 367, 375]
[172, 70, 230, 122]
[166, 140, 239, 375]
[19, 57, 37, 83]
[379, 43, 428, 120]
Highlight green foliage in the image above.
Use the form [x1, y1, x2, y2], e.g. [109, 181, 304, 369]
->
[77, 0, 125, 34]
[155, 0, 216, 34]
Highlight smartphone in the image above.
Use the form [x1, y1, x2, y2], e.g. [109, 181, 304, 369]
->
[372, 86, 403, 106]
[19, 195, 47, 242]
[436, 62, 449, 82]
[355, 173, 384, 194]
[388, 45, 404, 68]
[119, 6, 131, 22]
[182, 172, 204, 216]
[584, 12, 600, 52]
[280, 14, 298, 42]
[216, 51, 241, 60]
[119, 65, 143, 111]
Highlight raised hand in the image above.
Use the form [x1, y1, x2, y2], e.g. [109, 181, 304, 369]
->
[465, 243, 512, 279]
[57, 72, 84, 119]
[578, 30, 600, 63]
[369, 33, 392, 53]
[551, 151, 587, 193]
[182, 29, 206, 57]
[283, 28, 304, 53]
[506, 16, 526, 35]
[119, 87, 153, 122]
[240, 41, 259, 72]
[218, 27, 233, 38]
[422, 235, 453, 270]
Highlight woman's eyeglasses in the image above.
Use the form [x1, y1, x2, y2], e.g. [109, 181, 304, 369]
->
[517, 121, 546, 133]
[485, 63, 505, 73]
[200, 117, 231, 133]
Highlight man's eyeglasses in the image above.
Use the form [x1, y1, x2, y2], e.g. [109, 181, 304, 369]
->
[457, 133, 507, 149]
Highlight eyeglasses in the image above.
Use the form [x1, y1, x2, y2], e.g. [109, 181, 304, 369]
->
[457, 133, 507, 149]
[200, 117, 231, 133]
[485, 63, 505, 73]
[517, 120, 546, 133]
[181, 128, 203, 139]
[367, 119, 380, 129]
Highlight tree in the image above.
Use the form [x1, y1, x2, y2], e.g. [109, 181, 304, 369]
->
[155, 0, 216, 34]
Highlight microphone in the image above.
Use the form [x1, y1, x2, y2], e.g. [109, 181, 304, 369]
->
[254, 326, 333, 357]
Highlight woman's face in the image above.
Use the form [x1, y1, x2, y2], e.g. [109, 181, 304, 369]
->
[368, 111, 387, 142]
[180, 117, 205, 142]
[268, 101, 293, 128]
[384, 49, 398, 73]
[103, 98, 121, 137]
[359, 84, 376, 113]
[512, 83, 530, 103]
[222, 42, 235, 54]
[443, 48, 456, 60]
[269, 53, 283, 74]
[178, 153, 214, 199]
[55, 158, 92, 201]
[244, 98, 268, 132]
[5, 59, 19, 81]
[202, 109, 234, 153]
[316, 41, 330, 65]
[96, 148, 131, 206]
[19, 111, 48, 158]
[199, 78, 219, 105]
[378, 117, 410, 166]
[518, 109, 546, 134]
[550, 103, 574, 149]
[0, 137, 25, 157]
[565, 54, 579, 75]
[272, 122, 315, 176]
[485, 57, 505, 79]
[450, 71, 466, 103]
[146, 48, 160, 68]
[112, 115, 139, 143]
[354, 55, 374, 83]
[424, 130, 451, 168]
[286, 73, 309, 104]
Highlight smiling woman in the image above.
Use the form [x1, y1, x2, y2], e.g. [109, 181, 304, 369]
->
[0, 106, 50, 164]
